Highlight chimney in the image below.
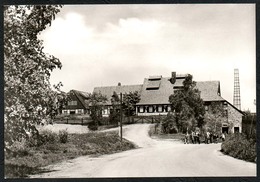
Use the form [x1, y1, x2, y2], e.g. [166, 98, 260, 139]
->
[170, 72, 176, 84]
[118, 82, 121, 86]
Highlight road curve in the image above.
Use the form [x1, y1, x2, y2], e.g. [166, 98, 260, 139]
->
[31, 124, 256, 178]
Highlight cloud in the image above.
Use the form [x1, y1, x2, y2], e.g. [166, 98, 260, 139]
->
[40, 5, 255, 112]
[39, 13, 94, 55]
[104, 18, 165, 44]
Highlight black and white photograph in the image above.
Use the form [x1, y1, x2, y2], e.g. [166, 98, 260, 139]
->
[4, 3, 257, 178]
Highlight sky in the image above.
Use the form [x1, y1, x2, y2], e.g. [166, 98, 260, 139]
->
[39, 4, 256, 112]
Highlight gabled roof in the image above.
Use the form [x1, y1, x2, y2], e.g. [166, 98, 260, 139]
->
[91, 75, 229, 107]
[195, 81, 225, 102]
[69, 90, 90, 109]
[93, 85, 143, 105]
[137, 78, 225, 105]
[137, 77, 175, 105]
[225, 100, 245, 115]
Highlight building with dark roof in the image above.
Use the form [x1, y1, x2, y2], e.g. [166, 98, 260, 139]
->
[93, 72, 244, 134]
[62, 90, 90, 115]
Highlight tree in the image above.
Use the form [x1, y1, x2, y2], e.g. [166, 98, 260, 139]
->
[122, 91, 141, 122]
[46, 82, 68, 119]
[242, 110, 256, 138]
[4, 5, 63, 148]
[109, 91, 120, 126]
[161, 112, 178, 134]
[168, 74, 205, 133]
[88, 92, 108, 130]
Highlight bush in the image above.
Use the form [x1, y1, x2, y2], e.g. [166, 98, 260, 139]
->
[221, 133, 256, 163]
[38, 129, 58, 145]
[59, 129, 68, 143]
[161, 113, 179, 134]
[88, 121, 98, 131]
[7, 139, 31, 158]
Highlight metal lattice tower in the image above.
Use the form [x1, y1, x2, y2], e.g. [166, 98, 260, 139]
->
[233, 69, 241, 110]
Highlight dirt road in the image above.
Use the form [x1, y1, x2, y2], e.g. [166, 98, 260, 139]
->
[31, 124, 256, 178]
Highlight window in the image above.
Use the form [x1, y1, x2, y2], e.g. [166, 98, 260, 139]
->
[77, 109, 82, 114]
[157, 105, 163, 112]
[70, 110, 76, 115]
[148, 106, 154, 113]
[225, 110, 228, 116]
[146, 87, 159, 90]
[139, 106, 144, 113]
[68, 100, 77, 105]
[103, 109, 108, 115]
[234, 127, 239, 133]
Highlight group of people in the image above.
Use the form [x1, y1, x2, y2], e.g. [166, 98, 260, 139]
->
[184, 130, 226, 144]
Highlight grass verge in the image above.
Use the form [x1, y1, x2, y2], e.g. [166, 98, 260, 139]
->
[148, 124, 185, 141]
[5, 131, 136, 178]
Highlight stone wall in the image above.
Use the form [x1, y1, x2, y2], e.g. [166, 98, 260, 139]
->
[227, 104, 243, 133]
[204, 101, 243, 134]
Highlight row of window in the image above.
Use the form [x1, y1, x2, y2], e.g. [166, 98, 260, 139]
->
[62, 109, 83, 114]
[137, 105, 171, 113]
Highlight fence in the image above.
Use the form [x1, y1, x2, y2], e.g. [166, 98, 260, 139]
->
[131, 115, 165, 124]
[53, 115, 92, 125]
[53, 114, 165, 126]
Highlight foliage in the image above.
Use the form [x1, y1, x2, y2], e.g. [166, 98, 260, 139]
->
[59, 129, 68, 143]
[149, 124, 185, 141]
[38, 129, 58, 145]
[221, 133, 256, 163]
[204, 101, 226, 133]
[6, 139, 31, 158]
[242, 110, 256, 138]
[122, 91, 141, 117]
[5, 131, 136, 178]
[87, 123, 98, 131]
[168, 74, 205, 133]
[161, 112, 178, 134]
[88, 92, 108, 130]
[109, 91, 120, 125]
[4, 5, 63, 148]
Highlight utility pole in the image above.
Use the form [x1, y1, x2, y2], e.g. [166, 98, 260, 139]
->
[120, 93, 123, 141]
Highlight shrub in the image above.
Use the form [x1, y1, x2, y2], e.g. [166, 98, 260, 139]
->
[59, 129, 68, 143]
[7, 139, 31, 158]
[37, 129, 58, 145]
[221, 133, 256, 163]
[88, 121, 98, 131]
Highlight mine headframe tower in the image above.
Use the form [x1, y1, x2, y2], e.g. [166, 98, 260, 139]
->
[233, 68, 241, 110]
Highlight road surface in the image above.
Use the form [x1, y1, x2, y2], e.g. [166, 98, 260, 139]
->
[31, 124, 256, 178]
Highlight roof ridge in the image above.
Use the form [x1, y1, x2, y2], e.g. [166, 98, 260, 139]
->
[197, 80, 220, 82]
[94, 84, 143, 88]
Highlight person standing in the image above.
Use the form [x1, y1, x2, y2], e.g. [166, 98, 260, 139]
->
[206, 131, 210, 144]
[191, 131, 195, 144]
[210, 132, 213, 143]
[184, 132, 189, 144]
[196, 131, 200, 144]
